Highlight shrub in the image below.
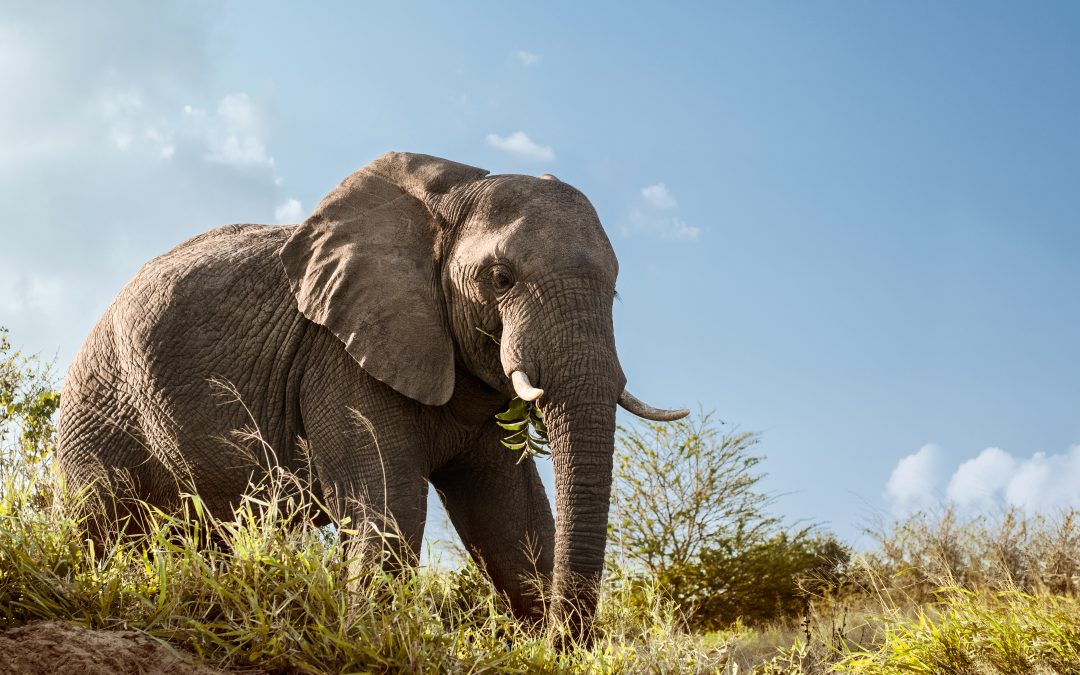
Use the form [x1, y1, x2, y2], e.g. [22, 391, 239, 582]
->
[609, 412, 776, 575]
[661, 531, 850, 632]
[610, 412, 850, 629]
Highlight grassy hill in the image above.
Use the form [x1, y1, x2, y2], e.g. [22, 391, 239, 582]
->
[4, 330, 1080, 673]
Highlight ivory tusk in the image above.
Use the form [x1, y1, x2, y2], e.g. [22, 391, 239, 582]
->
[618, 389, 689, 421]
[511, 371, 545, 402]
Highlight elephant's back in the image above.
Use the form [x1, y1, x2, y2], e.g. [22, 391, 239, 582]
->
[114, 222, 306, 385]
[102, 225, 297, 365]
[118, 223, 294, 324]
[65, 223, 297, 382]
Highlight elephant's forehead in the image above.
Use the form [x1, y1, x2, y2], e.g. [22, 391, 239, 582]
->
[471, 175, 593, 221]
[462, 176, 619, 278]
[507, 215, 617, 275]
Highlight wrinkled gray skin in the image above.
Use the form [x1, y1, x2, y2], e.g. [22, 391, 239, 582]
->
[58, 152, 663, 639]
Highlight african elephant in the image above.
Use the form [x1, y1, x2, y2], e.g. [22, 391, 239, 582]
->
[57, 152, 686, 638]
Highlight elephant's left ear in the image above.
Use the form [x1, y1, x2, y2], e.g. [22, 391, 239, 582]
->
[280, 152, 489, 406]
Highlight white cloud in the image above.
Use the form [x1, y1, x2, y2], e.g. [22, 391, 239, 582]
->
[216, 92, 257, 129]
[99, 87, 174, 156]
[886, 443, 1080, 516]
[1004, 447, 1080, 512]
[485, 131, 555, 162]
[514, 50, 541, 66]
[946, 447, 1017, 509]
[885, 444, 945, 514]
[642, 183, 678, 209]
[144, 128, 173, 158]
[274, 198, 303, 224]
[206, 133, 273, 168]
[626, 210, 703, 241]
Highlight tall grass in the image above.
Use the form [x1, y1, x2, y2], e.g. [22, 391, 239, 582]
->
[863, 507, 1080, 600]
[7, 439, 1080, 672]
[738, 509, 1080, 674]
[835, 588, 1080, 673]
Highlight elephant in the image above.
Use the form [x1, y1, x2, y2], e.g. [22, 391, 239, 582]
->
[57, 151, 687, 639]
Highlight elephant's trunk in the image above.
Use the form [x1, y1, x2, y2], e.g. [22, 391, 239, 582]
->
[542, 392, 619, 640]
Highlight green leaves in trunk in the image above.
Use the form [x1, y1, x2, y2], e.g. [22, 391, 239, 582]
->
[495, 398, 550, 462]
[476, 325, 549, 461]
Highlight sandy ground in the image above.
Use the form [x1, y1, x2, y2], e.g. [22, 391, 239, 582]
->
[0, 622, 234, 675]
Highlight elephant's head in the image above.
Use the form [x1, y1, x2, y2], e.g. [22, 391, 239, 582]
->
[279, 152, 686, 637]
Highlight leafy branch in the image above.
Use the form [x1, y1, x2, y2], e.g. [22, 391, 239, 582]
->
[496, 398, 550, 462]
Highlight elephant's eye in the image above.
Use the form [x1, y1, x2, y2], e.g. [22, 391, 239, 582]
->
[489, 265, 515, 294]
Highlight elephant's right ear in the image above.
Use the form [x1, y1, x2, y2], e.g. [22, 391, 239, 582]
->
[280, 152, 489, 406]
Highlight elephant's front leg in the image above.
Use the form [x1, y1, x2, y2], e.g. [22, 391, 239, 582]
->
[329, 469, 429, 571]
[300, 395, 430, 571]
[430, 423, 555, 623]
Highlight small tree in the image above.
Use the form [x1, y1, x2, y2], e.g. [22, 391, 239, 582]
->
[610, 412, 776, 575]
[0, 328, 61, 496]
[610, 412, 849, 629]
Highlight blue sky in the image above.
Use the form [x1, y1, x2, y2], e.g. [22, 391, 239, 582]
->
[2, 2, 1079, 543]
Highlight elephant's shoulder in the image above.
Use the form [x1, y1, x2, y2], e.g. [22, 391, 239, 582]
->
[144, 224, 292, 275]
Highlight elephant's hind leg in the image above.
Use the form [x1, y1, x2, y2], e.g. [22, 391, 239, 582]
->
[57, 399, 161, 547]
[58, 369, 184, 546]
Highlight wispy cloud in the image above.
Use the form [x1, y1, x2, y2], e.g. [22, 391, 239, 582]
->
[0, 3, 292, 363]
[97, 88, 277, 171]
[185, 94, 276, 169]
[641, 183, 678, 209]
[666, 218, 701, 241]
[485, 131, 555, 162]
[885, 443, 1080, 515]
[514, 50, 541, 66]
[626, 182, 701, 241]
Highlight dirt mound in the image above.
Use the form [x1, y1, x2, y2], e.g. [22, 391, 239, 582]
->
[0, 621, 232, 675]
